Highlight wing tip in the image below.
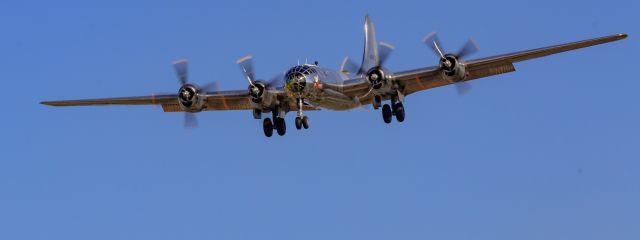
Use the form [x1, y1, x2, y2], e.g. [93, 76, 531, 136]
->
[40, 101, 69, 106]
[618, 33, 628, 39]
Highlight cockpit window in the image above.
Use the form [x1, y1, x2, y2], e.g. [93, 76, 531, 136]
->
[285, 65, 317, 93]
[285, 65, 317, 81]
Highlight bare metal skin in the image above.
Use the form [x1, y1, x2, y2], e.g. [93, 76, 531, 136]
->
[41, 15, 627, 137]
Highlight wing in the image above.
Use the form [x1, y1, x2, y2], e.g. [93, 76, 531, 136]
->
[40, 94, 178, 106]
[41, 90, 255, 111]
[41, 89, 319, 112]
[161, 90, 254, 112]
[393, 33, 627, 95]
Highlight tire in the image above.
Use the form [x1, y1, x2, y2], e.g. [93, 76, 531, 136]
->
[295, 117, 302, 130]
[394, 103, 405, 122]
[382, 104, 392, 124]
[275, 117, 286, 136]
[263, 118, 273, 137]
[302, 116, 309, 129]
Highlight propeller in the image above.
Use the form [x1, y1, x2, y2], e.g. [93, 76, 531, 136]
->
[236, 55, 284, 89]
[340, 42, 395, 77]
[349, 42, 395, 99]
[173, 59, 189, 85]
[340, 56, 360, 74]
[422, 32, 479, 95]
[184, 112, 198, 128]
[378, 42, 395, 67]
[359, 41, 395, 75]
[200, 81, 220, 93]
[237, 56, 256, 86]
[172, 59, 219, 128]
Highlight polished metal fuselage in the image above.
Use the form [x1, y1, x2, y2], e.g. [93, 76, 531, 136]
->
[283, 64, 367, 111]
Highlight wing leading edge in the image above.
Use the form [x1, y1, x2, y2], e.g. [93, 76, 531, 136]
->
[41, 90, 319, 112]
[40, 94, 177, 106]
[40, 90, 255, 112]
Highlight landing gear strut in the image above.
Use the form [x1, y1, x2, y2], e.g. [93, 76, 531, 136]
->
[373, 95, 382, 109]
[295, 98, 310, 130]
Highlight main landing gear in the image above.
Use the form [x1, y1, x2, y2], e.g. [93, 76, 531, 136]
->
[263, 115, 309, 137]
[381, 98, 405, 124]
[262, 109, 287, 137]
[261, 100, 311, 137]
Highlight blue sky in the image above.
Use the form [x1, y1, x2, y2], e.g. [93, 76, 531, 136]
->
[1, 0, 638, 239]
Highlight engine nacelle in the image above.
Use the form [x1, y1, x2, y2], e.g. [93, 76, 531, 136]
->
[366, 67, 387, 89]
[178, 84, 206, 112]
[440, 54, 467, 81]
[248, 81, 266, 103]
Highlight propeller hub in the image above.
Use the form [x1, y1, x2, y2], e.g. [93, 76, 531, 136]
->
[440, 55, 459, 73]
[248, 82, 266, 103]
[366, 67, 386, 89]
[177, 84, 204, 112]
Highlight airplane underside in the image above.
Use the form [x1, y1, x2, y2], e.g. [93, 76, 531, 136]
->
[306, 89, 362, 111]
[39, 15, 627, 138]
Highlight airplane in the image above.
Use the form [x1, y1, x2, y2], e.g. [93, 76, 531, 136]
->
[41, 15, 627, 137]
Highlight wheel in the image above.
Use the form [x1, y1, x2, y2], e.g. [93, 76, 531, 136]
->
[275, 117, 286, 136]
[394, 102, 405, 122]
[302, 116, 309, 129]
[295, 117, 302, 130]
[382, 104, 392, 124]
[263, 118, 273, 137]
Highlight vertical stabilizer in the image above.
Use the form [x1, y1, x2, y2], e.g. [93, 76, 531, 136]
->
[359, 15, 379, 74]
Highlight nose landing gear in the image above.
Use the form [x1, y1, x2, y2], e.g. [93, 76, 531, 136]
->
[295, 98, 310, 131]
[295, 116, 310, 129]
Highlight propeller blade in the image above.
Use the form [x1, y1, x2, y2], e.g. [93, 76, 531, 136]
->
[200, 81, 220, 93]
[340, 56, 360, 74]
[422, 32, 445, 58]
[457, 39, 479, 59]
[236, 55, 255, 86]
[378, 42, 395, 66]
[455, 81, 472, 95]
[173, 59, 188, 85]
[184, 112, 198, 128]
[266, 71, 285, 89]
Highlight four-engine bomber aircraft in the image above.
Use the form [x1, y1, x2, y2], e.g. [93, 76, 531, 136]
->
[41, 16, 627, 137]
